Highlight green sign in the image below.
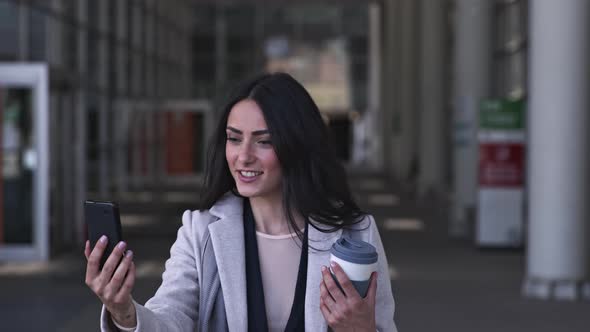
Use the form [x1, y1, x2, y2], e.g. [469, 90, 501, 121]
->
[480, 99, 525, 130]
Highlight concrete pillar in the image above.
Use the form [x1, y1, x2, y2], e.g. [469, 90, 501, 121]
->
[523, 0, 590, 300]
[116, 0, 127, 96]
[145, 0, 155, 97]
[450, 0, 492, 237]
[114, 0, 130, 194]
[364, 2, 383, 171]
[418, 0, 447, 196]
[215, 5, 227, 102]
[48, 0, 63, 67]
[75, 0, 88, 242]
[62, 94, 75, 242]
[393, 0, 419, 181]
[97, 0, 109, 198]
[17, 1, 30, 61]
[380, 0, 401, 178]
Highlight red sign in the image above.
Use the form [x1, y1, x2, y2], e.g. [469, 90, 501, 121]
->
[165, 112, 196, 174]
[478, 143, 525, 187]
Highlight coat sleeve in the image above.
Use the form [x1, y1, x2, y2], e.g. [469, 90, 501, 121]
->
[366, 215, 399, 332]
[100, 210, 204, 332]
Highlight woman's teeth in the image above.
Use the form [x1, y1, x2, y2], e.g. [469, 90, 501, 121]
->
[240, 171, 261, 177]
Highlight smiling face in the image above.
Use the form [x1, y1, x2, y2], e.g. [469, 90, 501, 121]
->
[225, 99, 283, 199]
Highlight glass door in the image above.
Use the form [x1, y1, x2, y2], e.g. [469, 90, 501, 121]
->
[0, 64, 49, 261]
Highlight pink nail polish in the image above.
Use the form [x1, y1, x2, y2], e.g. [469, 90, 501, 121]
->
[100, 235, 107, 243]
[117, 241, 126, 249]
[321, 266, 326, 272]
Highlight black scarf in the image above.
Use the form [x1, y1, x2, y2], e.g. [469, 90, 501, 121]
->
[243, 199, 308, 332]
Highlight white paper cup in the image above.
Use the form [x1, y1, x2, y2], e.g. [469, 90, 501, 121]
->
[330, 237, 378, 297]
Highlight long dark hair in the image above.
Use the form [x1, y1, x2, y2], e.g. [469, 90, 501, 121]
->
[199, 72, 365, 240]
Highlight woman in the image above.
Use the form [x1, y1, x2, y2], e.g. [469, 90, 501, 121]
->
[85, 73, 397, 331]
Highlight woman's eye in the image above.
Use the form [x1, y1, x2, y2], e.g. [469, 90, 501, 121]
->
[226, 137, 240, 143]
[259, 140, 272, 146]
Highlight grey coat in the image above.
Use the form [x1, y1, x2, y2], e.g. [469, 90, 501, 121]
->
[100, 193, 398, 331]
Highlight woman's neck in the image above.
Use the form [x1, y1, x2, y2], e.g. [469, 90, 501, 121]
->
[248, 195, 304, 235]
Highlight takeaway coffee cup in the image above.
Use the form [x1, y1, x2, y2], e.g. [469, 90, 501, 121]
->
[330, 237, 378, 298]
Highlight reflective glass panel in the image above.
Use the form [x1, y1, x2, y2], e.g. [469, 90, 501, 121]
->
[1, 87, 34, 245]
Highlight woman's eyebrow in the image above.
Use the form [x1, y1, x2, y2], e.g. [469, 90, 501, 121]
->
[226, 126, 242, 134]
[252, 129, 270, 136]
[226, 126, 269, 136]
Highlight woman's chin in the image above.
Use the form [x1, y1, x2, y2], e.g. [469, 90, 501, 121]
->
[235, 186, 257, 197]
[234, 182, 280, 199]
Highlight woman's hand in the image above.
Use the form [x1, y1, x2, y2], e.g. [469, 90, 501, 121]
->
[84, 236, 137, 327]
[319, 262, 377, 332]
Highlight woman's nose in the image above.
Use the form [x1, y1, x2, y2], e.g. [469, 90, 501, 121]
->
[238, 144, 255, 164]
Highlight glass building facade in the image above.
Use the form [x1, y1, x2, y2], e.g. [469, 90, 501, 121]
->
[0, 0, 194, 253]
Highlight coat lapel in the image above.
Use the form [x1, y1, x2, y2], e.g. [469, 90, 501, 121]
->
[208, 194, 247, 332]
[305, 224, 342, 332]
[207, 193, 345, 331]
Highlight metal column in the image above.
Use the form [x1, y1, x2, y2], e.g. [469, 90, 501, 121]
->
[97, 0, 109, 197]
[75, 0, 88, 242]
[393, 0, 419, 181]
[523, 0, 590, 300]
[450, 0, 492, 237]
[418, 0, 447, 196]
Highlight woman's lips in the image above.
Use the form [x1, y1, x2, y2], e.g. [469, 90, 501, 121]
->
[237, 171, 262, 183]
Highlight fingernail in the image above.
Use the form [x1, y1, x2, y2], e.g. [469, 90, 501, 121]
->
[100, 235, 107, 243]
[117, 241, 126, 249]
[126, 250, 133, 258]
[321, 266, 326, 272]
[330, 262, 337, 268]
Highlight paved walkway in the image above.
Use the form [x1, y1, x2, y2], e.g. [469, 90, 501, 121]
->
[0, 175, 588, 331]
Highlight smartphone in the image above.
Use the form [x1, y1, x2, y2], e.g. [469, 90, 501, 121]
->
[85, 200, 123, 269]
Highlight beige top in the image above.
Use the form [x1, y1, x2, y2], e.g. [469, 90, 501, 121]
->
[256, 230, 303, 332]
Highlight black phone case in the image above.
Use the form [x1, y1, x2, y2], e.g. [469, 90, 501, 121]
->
[85, 200, 123, 269]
